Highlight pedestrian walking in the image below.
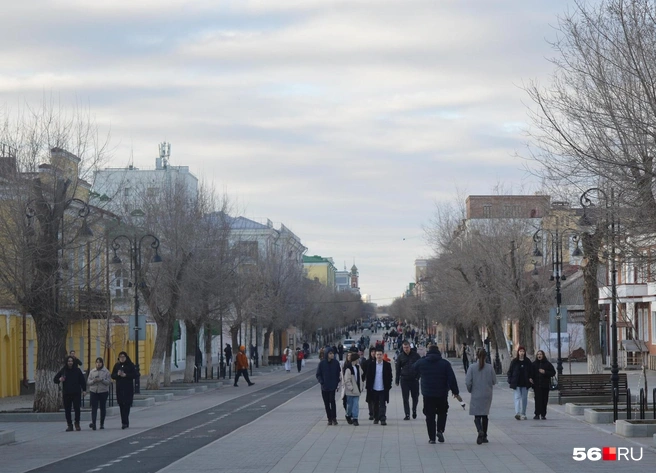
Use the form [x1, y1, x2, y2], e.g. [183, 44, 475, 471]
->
[296, 347, 304, 373]
[412, 344, 460, 444]
[284, 346, 292, 372]
[465, 348, 497, 444]
[224, 344, 232, 366]
[87, 357, 111, 430]
[316, 348, 342, 425]
[395, 341, 421, 420]
[462, 343, 470, 373]
[111, 351, 136, 429]
[337, 343, 344, 362]
[360, 347, 376, 420]
[343, 354, 362, 426]
[507, 346, 532, 420]
[234, 345, 255, 387]
[54, 356, 86, 431]
[365, 347, 392, 426]
[68, 350, 83, 369]
[530, 350, 556, 420]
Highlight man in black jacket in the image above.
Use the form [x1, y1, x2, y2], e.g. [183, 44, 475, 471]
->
[316, 349, 342, 425]
[366, 347, 393, 425]
[396, 341, 421, 420]
[360, 347, 376, 420]
[413, 344, 459, 444]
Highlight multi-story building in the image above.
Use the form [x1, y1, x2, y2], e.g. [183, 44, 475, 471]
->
[303, 255, 337, 290]
[92, 142, 198, 216]
[335, 263, 360, 294]
[466, 195, 551, 219]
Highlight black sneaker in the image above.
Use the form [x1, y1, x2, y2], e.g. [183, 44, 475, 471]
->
[429, 439, 436, 444]
[533, 415, 540, 420]
[346, 415, 352, 424]
[482, 435, 489, 443]
[437, 431, 444, 443]
[403, 415, 410, 421]
[369, 415, 374, 420]
[373, 419, 379, 424]
[412, 411, 417, 419]
[89, 423, 96, 430]
[380, 419, 387, 426]
[332, 419, 338, 426]
[327, 419, 333, 426]
[352, 419, 359, 426]
[541, 415, 546, 420]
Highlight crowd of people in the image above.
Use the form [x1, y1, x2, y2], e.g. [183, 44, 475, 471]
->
[315, 331, 558, 445]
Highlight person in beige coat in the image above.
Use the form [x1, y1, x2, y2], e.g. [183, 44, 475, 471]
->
[343, 354, 362, 426]
[87, 357, 112, 430]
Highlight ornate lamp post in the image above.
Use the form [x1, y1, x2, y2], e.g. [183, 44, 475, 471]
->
[533, 228, 582, 377]
[111, 233, 162, 394]
[579, 187, 620, 420]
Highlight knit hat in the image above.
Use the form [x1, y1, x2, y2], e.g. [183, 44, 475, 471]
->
[239, 345, 245, 351]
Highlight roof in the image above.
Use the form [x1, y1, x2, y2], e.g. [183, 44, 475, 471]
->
[303, 255, 334, 265]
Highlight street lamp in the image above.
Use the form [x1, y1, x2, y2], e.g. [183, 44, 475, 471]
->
[532, 228, 580, 377]
[579, 187, 620, 420]
[111, 233, 162, 394]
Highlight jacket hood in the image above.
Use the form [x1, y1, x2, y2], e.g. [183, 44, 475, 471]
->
[425, 352, 443, 362]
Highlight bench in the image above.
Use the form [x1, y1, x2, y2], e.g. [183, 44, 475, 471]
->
[558, 373, 628, 405]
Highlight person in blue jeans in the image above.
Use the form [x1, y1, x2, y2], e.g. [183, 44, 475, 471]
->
[507, 346, 533, 420]
[343, 354, 362, 426]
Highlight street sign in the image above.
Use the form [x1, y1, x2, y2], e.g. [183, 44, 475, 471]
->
[129, 315, 147, 341]
[549, 307, 568, 333]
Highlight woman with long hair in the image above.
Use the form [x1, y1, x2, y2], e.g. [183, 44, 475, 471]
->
[465, 348, 497, 444]
[507, 346, 532, 420]
[111, 351, 136, 429]
[54, 356, 86, 431]
[531, 350, 556, 420]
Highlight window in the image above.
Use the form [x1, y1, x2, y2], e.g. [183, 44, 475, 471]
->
[113, 270, 130, 298]
[236, 241, 258, 261]
[124, 187, 131, 197]
[147, 187, 158, 197]
[483, 205, 491, 218]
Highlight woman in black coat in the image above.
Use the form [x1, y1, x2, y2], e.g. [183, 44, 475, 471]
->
[54, 356, 87, 431]
[507, 346, 532, 420]
[530, 350, 556, 420]
[111, 351, 136, 429]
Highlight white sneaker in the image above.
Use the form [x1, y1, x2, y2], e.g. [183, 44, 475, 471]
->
[521, 415, 527, 420]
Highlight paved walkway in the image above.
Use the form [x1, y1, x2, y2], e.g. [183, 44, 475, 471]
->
[1, 355, 655, 473]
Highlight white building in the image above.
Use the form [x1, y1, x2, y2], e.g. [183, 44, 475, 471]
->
[92, 142, 198, 216]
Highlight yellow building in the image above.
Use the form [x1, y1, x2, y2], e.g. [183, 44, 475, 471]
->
[303, 255, 337, 289]
[0, 147, 156, 399]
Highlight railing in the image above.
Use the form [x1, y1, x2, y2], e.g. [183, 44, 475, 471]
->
[615, 387, 656, 420]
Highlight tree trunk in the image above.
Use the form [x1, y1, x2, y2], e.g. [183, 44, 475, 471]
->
[490, 319, 511, 373]
[145, 318, 171, 390]
[32, 316, 67, 412]
[520, 317, 535, 355]
[183, 321, 198, 382]
[230, 323, 240, 351]
[164, 325, 173, 386]
[582, 232, 604, 374]
[262, 325, 272, 366]
[204, 323, 213, 376]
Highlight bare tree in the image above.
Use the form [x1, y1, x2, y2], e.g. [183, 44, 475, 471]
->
[0, 100, 111, 411]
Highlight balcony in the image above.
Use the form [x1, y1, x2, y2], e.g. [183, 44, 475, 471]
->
[60, 287, 110, 319]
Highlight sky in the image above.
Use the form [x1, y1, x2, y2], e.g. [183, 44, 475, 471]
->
[0, 0, 574, 304]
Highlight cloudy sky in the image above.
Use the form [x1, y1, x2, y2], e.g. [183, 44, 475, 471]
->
[1, 0, 572, 304]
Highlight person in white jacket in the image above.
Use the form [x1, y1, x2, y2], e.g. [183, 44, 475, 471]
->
[343, 354, 363, 426]
[87, 357, 112, 430]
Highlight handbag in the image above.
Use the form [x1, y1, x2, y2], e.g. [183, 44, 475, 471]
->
[282, 354, 287, 363]
[549, 375, 558, 391]
[301, 358, 306, 367]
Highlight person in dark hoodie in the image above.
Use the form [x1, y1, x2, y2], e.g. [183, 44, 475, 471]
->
[111, 351, 136, 429]
[54, 356, 87, 431]
[395, 341, 421, 420]
[412, 344, 459, 444]
[530, 350, 555, 420]
[316, 348, 342, 425]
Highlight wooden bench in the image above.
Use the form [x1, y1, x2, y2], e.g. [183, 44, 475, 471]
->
[558, 373, 628, 405]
